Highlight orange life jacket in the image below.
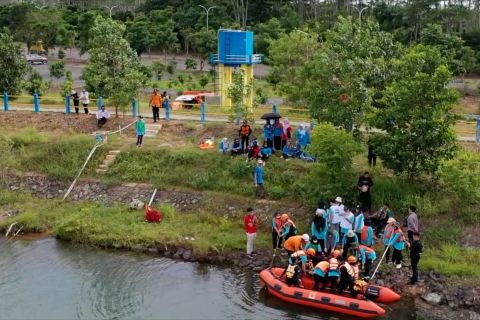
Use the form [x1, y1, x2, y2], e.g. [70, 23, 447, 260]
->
[329, 258, 339, 271]
[361, 226, 369, 242]
[315, 261, 330, 273]
[240, 125, 251, 136]
[151, 94, 162, 107]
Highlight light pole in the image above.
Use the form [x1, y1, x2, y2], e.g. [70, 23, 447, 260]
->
[103, 4, 119, 18]
[198, 5, 216, 32]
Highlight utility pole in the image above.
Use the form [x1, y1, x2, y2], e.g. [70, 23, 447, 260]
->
[198, 5, 216, 32]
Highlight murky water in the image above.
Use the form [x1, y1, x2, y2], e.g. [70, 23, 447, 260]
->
[0, 238, 416, 320]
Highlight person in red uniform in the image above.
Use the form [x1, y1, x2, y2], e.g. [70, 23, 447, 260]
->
[244, 207, 258, 258]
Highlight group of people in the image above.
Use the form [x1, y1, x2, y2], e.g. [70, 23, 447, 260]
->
[244, 197, 423, 297]
[70, 89, 90, 115]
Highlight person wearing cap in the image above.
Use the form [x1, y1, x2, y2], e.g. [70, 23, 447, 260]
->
[271, 212, 283, 249]
[324, 225, 340, 255]
[342, 230, 359, 261]
[247, 138, 261, 160]
[357, 172, 374, 212]
[353, 207, 365, 242]
[239, 120, 253, 153]
[254, 159, 265, 198]
[359, 244, 377, 277]
[71, 89, 80, 114]
[327, 250, 341, 292]
[219, 137, 230, 154]
[338, 256, 359, 297]
[149, 88, 162, 122]
[244, 207, 257, 259]
[383, 217, 397, 263]
[284, 234, 309, 256]
[340, 205, 355, 240]
[285, 251, 304, 288]
[279, 213, 297, 241]
[329, 197, 344, 234]
[311, 207, 328, 251]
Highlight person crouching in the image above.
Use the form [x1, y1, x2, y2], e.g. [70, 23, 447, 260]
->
[338, 256, 360, 297]
[96, 105, 110, 128]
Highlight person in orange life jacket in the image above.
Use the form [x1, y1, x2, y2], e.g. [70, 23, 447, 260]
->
[238, 120, 252, 153]
[359, 244, 377, 277]
[342, 230, 359, 261]
[313, 256, 330, 290]
[272, 118, 283, 151]
[360, 219, 376, 247]
[408, 232, 423, 285]
[383, 217, 397, 263]
[271, 212, 283, 249]
[284, 234, 309, 256]
[286, 249, 309, 288]
[248, 138, 261, 160]
[390, 223, 410, 269]
[244, 207, 257, 259]
[327, 250, 342, 292]
[353, 206, 365, 242]
[279, 213, 297, 243]
[338, 256, 360, 297]
[311, 206, 328, 252]
[231, 138, 242, 156]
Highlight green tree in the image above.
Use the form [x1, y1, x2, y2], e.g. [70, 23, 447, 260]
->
[126, 16, 151, 56]
[191, 27, 216, 71]
[254, 17, 285, 57]
[49, 60, 66, 79]
[185, 58, 197, 71]
[371, 45, 459, 178]
[298, 123, 361, 203]
[228, 69, 253, 123]
[148, 9, 179, 61]
[62, 70, 74, 98]
[83, 16, 148, 117]
[151, 61, 166, 80]
[198, 74, 209, 89]
[0, 33, 30, 94]
[304, 17, 399, 131]
[25, 69, 51, 95]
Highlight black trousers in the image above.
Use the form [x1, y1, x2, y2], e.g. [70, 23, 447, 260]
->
[83, 104, 89, 114]
[368, 154, 377, 167]
[410, 256, 420, 283]
[314, 274, 328, 290]
[359, 192, 372, 212]
[385, 245, 391, 263]
[364, 259, 372, 277]
[152, 106, 160, 122]
[273, 136, 282, 151]
[272, 230, 282, 249]
[136, 135, 144, 146]
[408, 230, 414, 246]
[338, 278, 357, 296]
[392, 248, 403, 265]
[266, 138, 273, 149]
[97, 117, 107, 128]
[241, 136, 249, 153]
[328, 276, 338, 292]
[255, 183, 265, 198]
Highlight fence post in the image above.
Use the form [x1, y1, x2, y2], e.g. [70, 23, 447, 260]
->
[97, 96, 103, 110]
[201, 101, 206, 124]
[132, 98, 139, 118]
[3, 91, 9, 112]
[165, 97, 171, 122]
[273, 103, 278, 113]
[476, 117, 480, 144]
[65, 94, 71, 114]
[34, 92, 40, 112]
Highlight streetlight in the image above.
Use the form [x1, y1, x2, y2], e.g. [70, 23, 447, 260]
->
[103, 4, 119, 18]
[198, 5, 216, 32]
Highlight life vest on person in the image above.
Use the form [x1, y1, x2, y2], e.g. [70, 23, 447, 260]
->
[240, 125, 251, 136]
[394, 229, 405, 243]
[361, 226, 369, 242]
[343, 262, 356, 278]
[315, 261, 330, 273]
[199, 138, 214, 149]
[352, 264, 360, 280]
[384, 225, 395, 241]
[329, 257, 339, 271]
[286, 265, 296, 279]
[359, 245, 375, 255]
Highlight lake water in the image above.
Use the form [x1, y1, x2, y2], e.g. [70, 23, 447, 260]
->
[0, 237, 416, 320]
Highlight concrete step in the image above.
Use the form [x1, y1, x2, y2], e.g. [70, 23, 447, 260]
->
[98, 164, 109, 169]
[95, 168, 107, 174]
[148, 124, 162, 129]
[105, 154, 116, 161]
[103, 159, 115, 165]
[108, 150, 121, 155]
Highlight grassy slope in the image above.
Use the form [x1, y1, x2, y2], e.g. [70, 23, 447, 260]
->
[1, 128, 480, 277]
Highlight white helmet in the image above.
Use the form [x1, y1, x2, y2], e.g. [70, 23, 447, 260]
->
[302, 234, 310, 242]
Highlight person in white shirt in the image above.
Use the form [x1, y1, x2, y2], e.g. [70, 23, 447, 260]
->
[340, 206, 355, 240]
[96, 106, 110, 128]
[353, 207, 365, 241]
[329, 196, 344, 233]
[79, 89, 90, 114]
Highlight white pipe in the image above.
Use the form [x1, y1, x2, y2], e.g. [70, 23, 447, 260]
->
[148, 188, 158, 206]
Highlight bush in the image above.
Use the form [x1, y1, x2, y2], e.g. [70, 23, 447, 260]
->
[185, 58, 197, 70]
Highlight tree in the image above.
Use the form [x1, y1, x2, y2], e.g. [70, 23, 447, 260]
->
[304, 17, 399, 131]
[0, 33, 30, 94]
[185, 58, 197, 71]
[49, 60, 66, 79]
[126, 16, 151, 56]
[191, 27, 216, 71]
[151, 61, 166, 80]
[25, 69, 51, 95]
[254, 17, 285, 56]
[228, 69, 253, 123]
[62, 70, 73, 98]
[298, 123, 362, 204]
[371, 45, 459, 178]
[148, 9, 179, 61]
[83, 16, 148, 117]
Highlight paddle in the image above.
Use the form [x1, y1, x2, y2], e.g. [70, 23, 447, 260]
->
[371, 242, 392, 280]
[270, 234, 282, 268]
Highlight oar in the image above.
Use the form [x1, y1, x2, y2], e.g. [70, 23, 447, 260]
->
[371, 242, 392, 280]
[148, 188, 158, 206]
[270, 234, 282, 268]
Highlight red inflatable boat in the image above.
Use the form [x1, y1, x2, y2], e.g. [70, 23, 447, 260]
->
[259, 268, 400, 318]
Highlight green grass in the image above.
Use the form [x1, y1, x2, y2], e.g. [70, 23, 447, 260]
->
[0, 189, 270, 255]
[421, 244, 480, 277]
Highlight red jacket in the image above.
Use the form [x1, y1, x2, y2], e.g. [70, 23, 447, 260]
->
[245, 213, 257, 234]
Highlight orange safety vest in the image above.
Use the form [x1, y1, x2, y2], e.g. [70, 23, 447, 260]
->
[329, 258, 339, 271]
[384, 224, 395, 240]
[361, 226, 369, 242]
[240, 125, 251, 136]
[151, 94, 162, 107]
[315, 261, 330, 273]
[284, 235, 304, 252]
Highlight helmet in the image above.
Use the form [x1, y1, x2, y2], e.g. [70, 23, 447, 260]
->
[333, 250, 341, 258]
[302, 234, 310, 242]
[281, 213, 289, 221]
[387, 217, 396, 224]
[335, 196, 343, 203]
[347, 230, 355, 237]
[347, 256, 357, 264]
[306, 248, 316, 256]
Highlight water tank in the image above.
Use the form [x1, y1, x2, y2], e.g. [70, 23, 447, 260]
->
[217, 30, 257, 65]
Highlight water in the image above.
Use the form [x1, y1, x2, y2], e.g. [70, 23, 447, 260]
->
[0, 237, 416, 320]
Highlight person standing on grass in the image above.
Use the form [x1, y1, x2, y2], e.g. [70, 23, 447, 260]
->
[71, 90, 80, 115]
[239, 120, 252, 153]
[407, 205, 419, 245]
[357, 171, 374, 212]
[383, 217, 396, 264]
[368, 142, 377, 167]
[273, 118, 283, 151]
[408, 232, 423, 284]
[281, 119, 292, 150]
[136, 116, 146, 147]
[390, 223, 409, 269]
[244, 207, 257, 258]
[254, 159, 265, 198]
[150, 89, 162, 123]
[264, 120, 274, 149]
[79, 88, 90, 114]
